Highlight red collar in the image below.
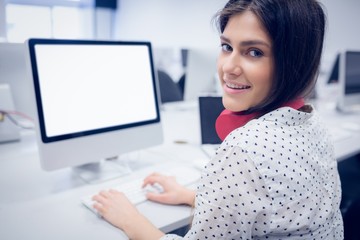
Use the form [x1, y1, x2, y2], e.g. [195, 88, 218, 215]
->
[215, 98, 305, 141]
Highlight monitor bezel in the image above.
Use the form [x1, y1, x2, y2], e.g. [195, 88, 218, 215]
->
[27, 38, 161, 144]
[337, 50, 360, 112]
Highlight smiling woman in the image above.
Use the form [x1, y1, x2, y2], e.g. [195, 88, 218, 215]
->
[91, 1, 344, 239]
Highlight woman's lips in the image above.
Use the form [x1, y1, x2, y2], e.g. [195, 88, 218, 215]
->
[223, 81, 251, 94]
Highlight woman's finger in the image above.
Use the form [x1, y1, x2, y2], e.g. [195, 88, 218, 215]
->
[142, 174, 166, 187]
[98, 190, 111, 198]
[146, 192, 171, 203]
[93, 202, 105, 215]
[92, 193, 108, 204]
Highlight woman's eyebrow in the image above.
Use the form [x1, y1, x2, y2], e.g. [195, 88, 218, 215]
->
[220, 35, 271, 49]
[240, 40, 271, 48]
[220, 35, 231, 42]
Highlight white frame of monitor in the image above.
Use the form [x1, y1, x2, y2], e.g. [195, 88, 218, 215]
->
[25, 38, 163, 171]
[337, 50, 360, 112]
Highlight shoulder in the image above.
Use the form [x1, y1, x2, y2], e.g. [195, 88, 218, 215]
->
[222, 105, 318, 148]
[218, 105, 332, 176]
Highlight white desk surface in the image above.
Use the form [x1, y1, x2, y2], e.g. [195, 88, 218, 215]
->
[0, 100, 360, 240]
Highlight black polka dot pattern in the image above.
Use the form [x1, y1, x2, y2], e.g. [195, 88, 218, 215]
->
[161, 106, 344, 240]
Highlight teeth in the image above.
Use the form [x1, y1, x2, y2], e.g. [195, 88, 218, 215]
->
[226, 83, 250, 89]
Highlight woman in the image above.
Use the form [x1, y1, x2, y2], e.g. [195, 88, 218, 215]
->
[93, 0, 344, 239]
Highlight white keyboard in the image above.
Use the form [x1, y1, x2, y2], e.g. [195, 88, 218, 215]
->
[81, 165, 201, 214]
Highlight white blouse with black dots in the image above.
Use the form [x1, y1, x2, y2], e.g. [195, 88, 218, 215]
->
[161, 106, 344, 240]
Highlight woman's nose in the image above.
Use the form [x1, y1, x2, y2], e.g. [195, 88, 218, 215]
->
[222, 54, 242, 76]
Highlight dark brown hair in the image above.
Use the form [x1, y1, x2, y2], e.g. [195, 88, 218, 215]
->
[214, 0, 326, 113]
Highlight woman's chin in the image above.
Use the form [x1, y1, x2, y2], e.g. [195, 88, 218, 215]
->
[223, 100, 248, 112]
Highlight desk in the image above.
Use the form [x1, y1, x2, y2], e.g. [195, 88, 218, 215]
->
[313, 100, 360, 161]
[0, 101, 360, 240]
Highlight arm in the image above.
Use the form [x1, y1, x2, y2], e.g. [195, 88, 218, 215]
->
[92, 173, 195, 239]
[182, 146, 273, 238]
[93, 190, 164, 240]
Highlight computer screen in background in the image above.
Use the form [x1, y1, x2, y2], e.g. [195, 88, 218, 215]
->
[337, 50, 360, 112]
[184, 48, 220, 101]
[198, 96, 224, 158]
[26, 39, 163, 183]
[199, 96, 224, 145]
[0, 43, 34, 118]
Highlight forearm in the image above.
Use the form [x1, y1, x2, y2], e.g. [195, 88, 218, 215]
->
[123, 212, 165, 240]
[123, 189, 194, 239]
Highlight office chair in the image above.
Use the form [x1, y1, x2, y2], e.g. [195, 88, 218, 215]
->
[177, 73, 186, 99]
[157, 70, 183, 103]
[343, 197, 360, 240]
[338, 154, 360, 239]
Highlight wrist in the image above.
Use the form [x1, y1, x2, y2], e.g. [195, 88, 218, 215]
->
[181, 189, 196, 206]
[124, 213, 164, 240]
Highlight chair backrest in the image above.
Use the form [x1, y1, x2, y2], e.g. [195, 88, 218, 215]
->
[157, 70, 183, 103]
[177, 73, 186, 97]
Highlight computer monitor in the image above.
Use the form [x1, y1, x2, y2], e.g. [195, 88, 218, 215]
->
[0, 43, 34, 118]
[337, 50, 360, 112]
[327, 53, 340, 84]
[184, 48, 220, 101]
[199, 96, 224, 144]
[26, 38, 163, 182]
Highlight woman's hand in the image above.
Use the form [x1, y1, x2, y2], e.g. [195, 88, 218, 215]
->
[91, 172, 195, 238]
[92, 190, 164, 240]
[143, 172, 196, 206]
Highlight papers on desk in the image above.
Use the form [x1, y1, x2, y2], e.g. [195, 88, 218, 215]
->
[329, 127, 353, 142]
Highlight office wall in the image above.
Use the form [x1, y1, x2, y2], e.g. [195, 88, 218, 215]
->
[114, 0, 226, 49]
[320, 0, 360, 71]
[114, 0, 360, 76]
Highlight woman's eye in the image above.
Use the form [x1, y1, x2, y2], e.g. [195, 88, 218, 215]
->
[221, 44, 232, 52]
[249, 49, 263, 58]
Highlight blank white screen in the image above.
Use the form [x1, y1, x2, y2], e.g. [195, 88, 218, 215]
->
[34, 44, 157, 137]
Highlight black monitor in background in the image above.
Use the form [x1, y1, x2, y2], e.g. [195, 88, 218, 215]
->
[327, 53, 340, 84]
[337, 50, 360, 112]
[199, 96, 224, 144]
[343, 51, 360, 95]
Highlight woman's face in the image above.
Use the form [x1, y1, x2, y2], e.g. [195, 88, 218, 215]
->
[217, 11, 274, 112]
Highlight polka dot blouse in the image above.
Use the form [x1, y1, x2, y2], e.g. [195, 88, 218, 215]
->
[161, 106, 344, 240]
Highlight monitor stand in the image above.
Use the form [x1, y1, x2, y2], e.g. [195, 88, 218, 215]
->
[73, 157, 132, 184]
